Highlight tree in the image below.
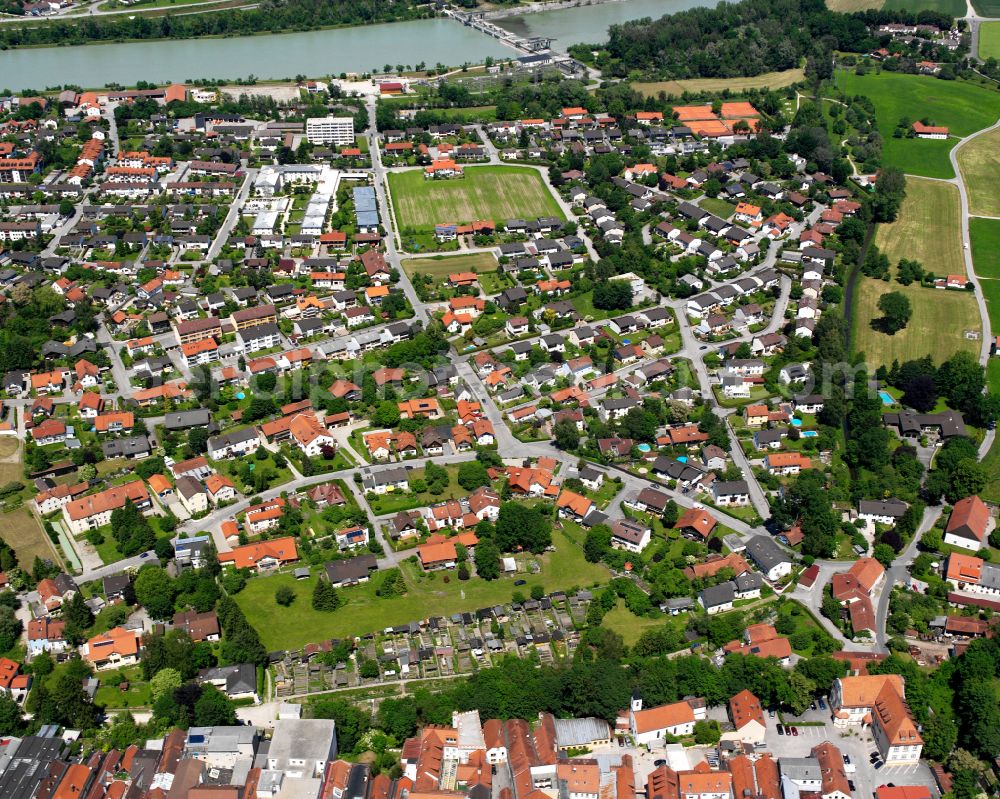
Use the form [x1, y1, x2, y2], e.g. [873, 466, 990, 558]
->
[457, 461, 490, 491]
[873, 543, 896, 567]
[275, 585, 296, 606]
[592, 280, 633, 311]
[662, 500, 680, 528]
[584, 524, 612, 563]
[693, 719, 721, 744]
[149, 667, 182, 702]
[372, 401, 401, 427]
[495, 503, 551, 554]
[553, 418, 580, 451]
[134, 566, 176, 620]
[902, 374, 937, 413]
[0, 606, 22, 653]
[0, 692, 23, 736]
[62, 592, 93, 644]
[475, 537, 501, 580]
[876, 292, 912, 334]
[311, 697, 371, 752]
[377, 696, 419, 742]
[194, 684, 237, 726]
[312, 579, 343, 612]
[49, 669, 99, 730]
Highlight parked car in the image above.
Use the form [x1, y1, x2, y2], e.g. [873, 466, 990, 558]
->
[791, 727, 799, 736]
[768, 709, 776, 718]
[810, 701, 817, 710]
[777, 725, 784, 736]
[818, 697, 827, 710]
[874, 762, 884, 770]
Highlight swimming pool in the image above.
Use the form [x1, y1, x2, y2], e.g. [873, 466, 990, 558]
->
[801, 430, 819, 438]
[791, 418, 802, 427]
[677, 455, 688, 463]
[236, 392, 246, 400]
[637, 443, 651, 453]
[879, 391, 894, 406]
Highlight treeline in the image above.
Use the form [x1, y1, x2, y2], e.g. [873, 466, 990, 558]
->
[0, 0, 432, 49]
[593, 0, 955, 79]
[312, 646, 850, 740]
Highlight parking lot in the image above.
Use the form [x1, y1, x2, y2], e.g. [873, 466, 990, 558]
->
[761, 713, 939, 799]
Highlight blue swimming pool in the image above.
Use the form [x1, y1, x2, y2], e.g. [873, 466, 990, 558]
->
[236, 392, 246, 400]
[801, 430, 819, 438]
[677, 455, 688, 463]
[791, 418, 802, 427]
[637, 443, 651, 453]
[879, 391, 894, 406]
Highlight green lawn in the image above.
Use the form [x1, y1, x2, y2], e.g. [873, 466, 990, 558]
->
[401, 252, 500, 286]
[92, 534, 127, 566]
[236, 525, 610, 650]
[835, 71, 1000, 179]
[699, 197, 734, 219]
[776, 600, 836, 656]
[366, 464, 467, 515]
[603, 601, 679, 646]
[388, 165, 564, 231]
[971, 218, 1000, 332]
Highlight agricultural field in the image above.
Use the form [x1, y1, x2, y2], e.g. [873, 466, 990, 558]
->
[835, 71, 1000, 179]
[235, 526, 609, 651]
[957, 126, 1000, 217]
[401, 252, 500, 285]
[632, 68, 805, 98]
[974, 0, 1000, 15]
[875, 178, 965, 277]
[825, 0, 883, 11]
[388, 165, 564, 231]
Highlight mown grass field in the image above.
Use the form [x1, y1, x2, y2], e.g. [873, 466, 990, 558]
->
[970, 218, 1000, 330]
[235, 525, 609, 651]
[633, 68, 805, 98]
[970, 215, 1000, 282]
[957, 126, 1000, 217]
[388, 166, 563, 231]
[980, 21, 1000, 61]
[835, 71, 1000, 179]
[980, 432, 1000, 503]
[401, 252, 499, 285]
[875, 178, 965, 277]
[0, 439, 56, 567]
[853, 178, 980, 366]
[852, 282, 981, 368]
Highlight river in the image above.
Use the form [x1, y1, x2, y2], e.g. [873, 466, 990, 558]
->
[494, 0, 720, 52]
[0, 0, 712, 92]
